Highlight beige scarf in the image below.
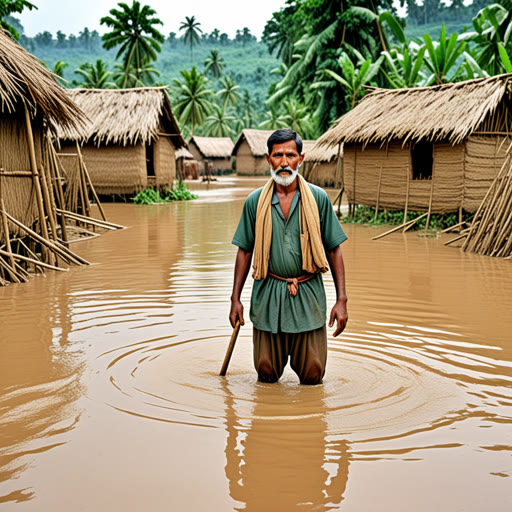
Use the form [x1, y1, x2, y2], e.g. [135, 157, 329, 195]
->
[252, 175, 328, 280]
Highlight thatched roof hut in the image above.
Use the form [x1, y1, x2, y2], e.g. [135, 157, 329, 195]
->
[232, 129, 274, 175]
[59, 87, 186, 196]
[188, 136, 234, 174]
[0, 29, 93, 285]
[316, 74, 512, 214]
[303, 140, 341, 188]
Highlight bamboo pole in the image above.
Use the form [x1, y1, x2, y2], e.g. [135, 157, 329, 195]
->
[425, 153, 435, 232]
[374, 165, 383, 221]
[76, 143, 91, 218]
[38, 162, 58, 244]
[403, 161, 410, 232]
[0, 249, 68, 271]
[24, 104, 51, 262]
[56, 209, 124, 229]
[372, 213, 428, 240]
[0, 255, 23, 283]
[17, 238, 46, 273]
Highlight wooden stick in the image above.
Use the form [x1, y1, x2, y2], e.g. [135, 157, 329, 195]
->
[219, 320, 241, 377]
[56, 208, 124, 229]
[402, 162, 410, 232]
[77, 145, 107, 222]
[444, 233, 468, 246]
[0, 255, 23, 283]
[374, 165, 383, 221]
[0, 198, 15, 271]
[425, 155, 435, 232]
[0, 249, 68, 271]
[440, 220, 467, 234]
[372, 213, 428, 241]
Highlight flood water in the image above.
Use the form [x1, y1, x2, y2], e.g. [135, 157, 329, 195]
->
[0, 177, 511, 511]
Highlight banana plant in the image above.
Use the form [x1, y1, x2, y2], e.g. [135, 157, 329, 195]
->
[422, 23, 467, 85]
[381, 44, 427, 88]
[321, 49, 384, 109]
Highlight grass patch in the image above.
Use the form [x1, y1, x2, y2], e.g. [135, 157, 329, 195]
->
[340, 205, 473, 231]
[133, 181, 198, 205]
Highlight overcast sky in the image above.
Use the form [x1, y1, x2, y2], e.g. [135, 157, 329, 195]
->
[18, 0, 291, 39]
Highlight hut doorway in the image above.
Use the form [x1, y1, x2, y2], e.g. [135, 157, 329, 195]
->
[411, 140, 433, 180]
[146, 142, 155, 177]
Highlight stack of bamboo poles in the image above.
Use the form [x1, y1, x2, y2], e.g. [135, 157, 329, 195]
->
[460, 148, 512, 258]
[0, 107, 123, 286]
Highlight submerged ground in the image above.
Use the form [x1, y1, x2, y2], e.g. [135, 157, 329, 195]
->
[0, 178, 511, 510]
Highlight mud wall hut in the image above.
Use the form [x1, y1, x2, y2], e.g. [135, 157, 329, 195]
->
[188, 136, 234, 174]
[58, 87, 186, 196]
[175, 146, 197, 180]
[315, 75, 512, 214]
[232, 129, 274, 175]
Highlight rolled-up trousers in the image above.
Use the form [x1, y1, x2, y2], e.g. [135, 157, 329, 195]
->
[253, 325, 327, 384]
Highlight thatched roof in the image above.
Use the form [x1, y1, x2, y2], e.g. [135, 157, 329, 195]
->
[316, 74, 512, 148]
[189, 136, 234, 159]
[59, 87, 186, 148]
[0, 29, 86, 131]
[175, 147, 193, 159]
[232, 129, 274, 157]
[303, 139, 341, 163]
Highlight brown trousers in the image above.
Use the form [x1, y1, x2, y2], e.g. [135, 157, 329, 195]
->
[253, 325, 327, 385]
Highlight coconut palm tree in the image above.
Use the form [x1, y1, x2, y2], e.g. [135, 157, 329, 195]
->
[73, 60, 116, 89]
[172, 66, 213, 136]
[283, 100, 312, 138]
[258, 106, 288, 130]
[53, 61, 69, 86]
[204, 104, 235, 137]
[179, 16, 202, 61]
[100, 1, 164, 88]
[216, 75, 241, 108]
[112, 61, 159, 88]
[204, 50, 225, 78]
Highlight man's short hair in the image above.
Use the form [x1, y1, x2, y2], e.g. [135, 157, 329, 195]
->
[267, 128, 303, 155]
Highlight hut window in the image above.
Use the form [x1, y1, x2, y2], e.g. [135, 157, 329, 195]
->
[146, 143, 155, 177]
[411, 141, 433, 180]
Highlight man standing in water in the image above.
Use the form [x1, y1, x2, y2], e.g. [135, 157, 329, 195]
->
[229, 129, 348, 384]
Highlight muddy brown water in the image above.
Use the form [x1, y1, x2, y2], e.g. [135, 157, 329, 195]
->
[0, 177, 511, 511]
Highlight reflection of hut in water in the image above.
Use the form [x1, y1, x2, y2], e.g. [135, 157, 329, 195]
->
[58, 87, 186, 197]
[315, 75, 512, 217]
[175, 146, 197, 180]
[188, 136, 234, 175]
[232, 129, 273, 175]
[303, 140, 342, 188]
[0, 29, 91, 285]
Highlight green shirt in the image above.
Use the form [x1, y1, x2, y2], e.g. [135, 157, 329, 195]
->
[232, 182, 347, 333]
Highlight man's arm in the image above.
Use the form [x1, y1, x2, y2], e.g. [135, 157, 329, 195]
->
[229, 248, 253, 328]
[326, 245, 348, 337]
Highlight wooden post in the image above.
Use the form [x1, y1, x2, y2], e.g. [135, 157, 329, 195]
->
[24, 104, 51, 263]
[0, 197, 16, 274]
[403, 159, 411, 232]
[76, 144, 107, 221]
[374, 165, 383, 221]
[425, 145, 435, 232]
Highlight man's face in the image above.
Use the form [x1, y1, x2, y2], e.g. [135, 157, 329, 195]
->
[265, 139, 305, 186]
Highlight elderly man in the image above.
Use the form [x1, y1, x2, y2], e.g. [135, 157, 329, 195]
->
[229, 128, 348, 385]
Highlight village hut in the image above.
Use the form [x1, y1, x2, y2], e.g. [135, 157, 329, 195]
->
[188, 136, 234, 175]
[315, 74, 512, 219]
[232, 129, 274, 175]
[59, 87, 186, 196]
[0, 29, 100, 285]
[175, 146, 197, 180]
[302, 140, 341, 188]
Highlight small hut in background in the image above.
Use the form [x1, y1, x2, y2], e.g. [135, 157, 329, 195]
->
[315, 75, 512, 220]
[0, 29, 106, 285]
[188, 136, 234, 175]
[59, 87, 186, 197]
[175, 146, 197, 180]
[303, 140, 341, 188]
[232, 129, 274, 175]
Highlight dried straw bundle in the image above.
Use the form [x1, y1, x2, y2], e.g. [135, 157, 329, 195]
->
[462, 145, 512, 258]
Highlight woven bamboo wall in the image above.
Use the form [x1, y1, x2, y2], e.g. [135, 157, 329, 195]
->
[0, 117, 43, 234]
[154, 136, 176, 190]
[344, 141, 465, 213]
[63, 143, 147, 195]
[235, 140, 268, 175]
[306, 162, 337, 187]
[463, 135, 508, 213]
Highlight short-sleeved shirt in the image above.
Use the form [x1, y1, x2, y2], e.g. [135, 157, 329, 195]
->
[232, 181, 347, 333]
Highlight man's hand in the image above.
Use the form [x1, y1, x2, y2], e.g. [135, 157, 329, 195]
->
[229, 299, 245, 328]
[329, 299, 348, 337]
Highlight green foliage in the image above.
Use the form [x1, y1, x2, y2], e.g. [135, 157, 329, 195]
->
[0, 0, 36, 39]
[204, 50, 225, 78]
[180, 15, 202, 61]
[133, 182, 198, 204]
[132, 188, 163, 204]
[341, 205, 473, 231]
[100, 1, 164, 88]
[73, 59, 115, 88]
[164, 181, 198, 201]
[203, 103, 236, 137]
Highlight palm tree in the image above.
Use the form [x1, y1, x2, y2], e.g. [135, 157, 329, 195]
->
[216, 76, 241, 108]
[73, 60, 116, 89]
[53, 61, 69, 86]
[238, 90, 256, 128]
[100, 1, 164, 88]
[172, 66, 213, 136]
[112, 61, 159, 88]
[258, 106, 288, 130]
[204, 104, 235, 137]
[283, 100, 311, 138]
[179, 16, 202, 61]
[204, 50, 225, 78]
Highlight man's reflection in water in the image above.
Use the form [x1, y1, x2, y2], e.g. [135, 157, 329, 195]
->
[223, 380, 350, 511]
